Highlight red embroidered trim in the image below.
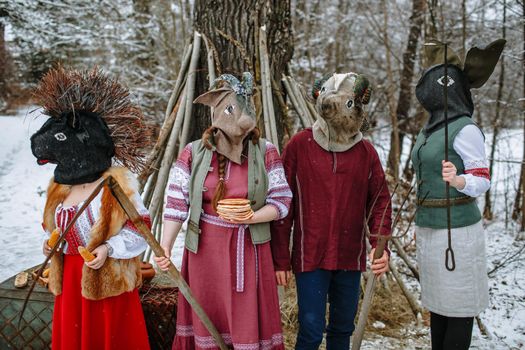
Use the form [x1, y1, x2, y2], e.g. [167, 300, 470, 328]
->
[464, 168, 490, 180]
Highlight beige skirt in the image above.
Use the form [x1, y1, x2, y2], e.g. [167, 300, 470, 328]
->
[416, 220, 489, 317]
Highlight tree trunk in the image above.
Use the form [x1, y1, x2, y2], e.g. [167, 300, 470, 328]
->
[386, 0, 426, 179]
[483, 0, 506, 220]
[132, 0, 156, 69]
[0, 20, 9, 108]
[190, 0, 293, 145]
[461, 0, 467, 59]
[518, 1, 525, 231]
[382, 0, 399, 179]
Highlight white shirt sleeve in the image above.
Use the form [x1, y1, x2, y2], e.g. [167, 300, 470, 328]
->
[453, 124, 491, 197]
[106, 192, 149, 259]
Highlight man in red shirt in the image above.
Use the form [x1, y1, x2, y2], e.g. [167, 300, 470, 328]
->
[271, 73, 391, 350]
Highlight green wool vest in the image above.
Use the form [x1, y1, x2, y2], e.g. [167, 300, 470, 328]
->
[185, 138, 269, 253]
[411, 116, 482, 229]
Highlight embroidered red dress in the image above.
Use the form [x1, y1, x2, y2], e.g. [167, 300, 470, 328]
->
[49, 192, 151, 350]
[165, 142, 292, 350]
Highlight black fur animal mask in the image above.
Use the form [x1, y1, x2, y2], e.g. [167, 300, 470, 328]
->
[31, 111, 115, 185]
[30, 66, 151, 184]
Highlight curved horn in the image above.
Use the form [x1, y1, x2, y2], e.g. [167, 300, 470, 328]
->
[354, 74, 372, 105]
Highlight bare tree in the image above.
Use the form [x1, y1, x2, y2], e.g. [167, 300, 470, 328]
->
[386, 0, 426, 179]
[518, 0, 525, 231]
[189, 0, 294, 143]
[483, 0, 506, 220]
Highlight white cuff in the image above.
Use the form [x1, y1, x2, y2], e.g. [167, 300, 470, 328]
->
[457, 174, 490, 197]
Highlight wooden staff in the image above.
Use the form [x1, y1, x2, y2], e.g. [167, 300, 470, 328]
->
[107, 176, 228, 350]
[351, 235, 389, 350]
[19, 178, 110, 327]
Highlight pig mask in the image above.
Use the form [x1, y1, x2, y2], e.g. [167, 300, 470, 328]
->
[194, 73, 257, 164]
[312, 73, 371, 152]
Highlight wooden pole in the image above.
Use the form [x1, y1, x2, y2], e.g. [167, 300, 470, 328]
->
[389, 259, 423, 322]
[139, 44, 192, 190]
[107, 177, 228, 350]
[391, 237, 420, 280]
[179, 31, 202, 154]
[282, 76, 311, 128]
[203, 33, 216, 121]
[290, 77, 316, 125]
[148, 90, 187, 223]
[258, 26, 277, 146]
[351, 236, 389, 350]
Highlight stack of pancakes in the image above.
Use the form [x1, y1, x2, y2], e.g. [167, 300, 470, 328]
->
[217, 198, 254, 221]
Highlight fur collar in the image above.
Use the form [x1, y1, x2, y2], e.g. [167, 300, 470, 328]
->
[44, 166, 142, 300]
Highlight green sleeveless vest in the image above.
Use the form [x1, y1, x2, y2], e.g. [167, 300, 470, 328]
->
[411, 116, 482, 229]
[185, 138, 270, 253]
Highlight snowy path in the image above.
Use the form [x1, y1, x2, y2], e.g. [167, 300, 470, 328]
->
[0, 109, 54, 282]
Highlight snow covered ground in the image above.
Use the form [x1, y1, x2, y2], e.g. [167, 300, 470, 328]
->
[0, 109, 524, 349]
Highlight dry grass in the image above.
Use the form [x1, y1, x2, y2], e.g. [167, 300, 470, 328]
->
[280, 274, 417, 348]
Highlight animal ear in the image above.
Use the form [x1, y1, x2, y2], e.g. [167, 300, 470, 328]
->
[463, 39, 506, 89]
[354, 75, 372, 105]
[193, 87, 232, 108]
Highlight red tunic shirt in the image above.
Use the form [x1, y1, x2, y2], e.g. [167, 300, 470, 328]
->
[270, 129, 392, 273]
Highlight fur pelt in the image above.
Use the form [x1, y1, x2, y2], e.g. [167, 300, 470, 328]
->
[43, 167, 142, 300]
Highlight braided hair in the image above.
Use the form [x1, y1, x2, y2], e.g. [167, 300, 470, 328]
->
[202, 126, 261, 212]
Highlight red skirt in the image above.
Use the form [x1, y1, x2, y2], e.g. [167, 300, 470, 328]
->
[52, 254, 150, 350]
[173, 215, 284, 350]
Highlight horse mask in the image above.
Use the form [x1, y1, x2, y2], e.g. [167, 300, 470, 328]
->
[416, 39, 506, 136]
[31, 111, 114, 184]
[194, 73, 257, 164]
[30, 66, 150, 185]
[311, 72, 371, 152]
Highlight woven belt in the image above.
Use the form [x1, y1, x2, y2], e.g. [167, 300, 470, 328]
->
[417, 196, 475, 208]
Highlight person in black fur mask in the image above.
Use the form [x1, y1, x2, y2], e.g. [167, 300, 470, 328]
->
[31, 110, 115, 184]
[31, 66, 152, 350]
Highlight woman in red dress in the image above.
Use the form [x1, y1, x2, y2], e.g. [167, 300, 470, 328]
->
[155, 73, 292, 350]
[31, 66, 151, 350]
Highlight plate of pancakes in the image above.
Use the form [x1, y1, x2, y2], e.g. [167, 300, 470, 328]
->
[217, 198, 254, 221]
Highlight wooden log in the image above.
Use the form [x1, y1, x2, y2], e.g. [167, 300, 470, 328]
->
[179, 31, 202, 155]
[107, 177, 228, 350]
[203, 34, 216, 121]
[289, 77, 316, 125]
[258, 27, 273, 143]
[391, 237, 420, 280]
[389, 259, 423, 323]
[271, 78, 293, 139]
[475, 316, 492, 339]
[148, 90, 187, 223]
[142, 166, 160, 209]
[282, 76, 311, 128]
[258, 26, 279, 149]
[139, 44, 192, 190]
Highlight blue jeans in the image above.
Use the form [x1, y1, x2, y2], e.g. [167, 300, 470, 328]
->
[295, 269, 361, 350]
